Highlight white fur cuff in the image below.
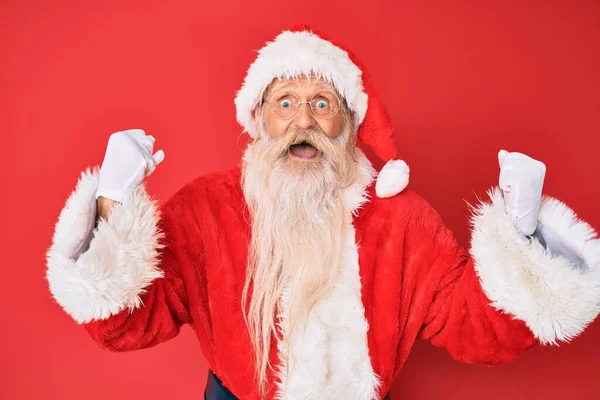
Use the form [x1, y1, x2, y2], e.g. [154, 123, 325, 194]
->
[45, 167, 164, 323]
[470, 188, 600, 345]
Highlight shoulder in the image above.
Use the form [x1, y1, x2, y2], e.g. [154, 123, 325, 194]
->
[158, 167, 245, 226]
[363, 185, 444, 225]
[355, 185, 452, 247]
[359, 187, 461, 259]
[163, 167, 243, 207]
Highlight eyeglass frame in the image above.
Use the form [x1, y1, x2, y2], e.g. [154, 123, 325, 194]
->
[260, 87, 346, 120]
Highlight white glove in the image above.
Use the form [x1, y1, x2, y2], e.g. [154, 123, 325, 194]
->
[96, 129, 165, 203]
[498, 150, 546, 236]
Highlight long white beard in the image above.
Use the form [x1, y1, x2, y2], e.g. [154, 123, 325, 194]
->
[241, 115, 358, 396]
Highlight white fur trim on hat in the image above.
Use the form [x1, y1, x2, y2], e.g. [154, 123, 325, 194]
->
[234, 30, 368, 137]
[375, 159, 410, 198]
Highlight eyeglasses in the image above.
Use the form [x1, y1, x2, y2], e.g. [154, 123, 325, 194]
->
[263, 89, 343, 120]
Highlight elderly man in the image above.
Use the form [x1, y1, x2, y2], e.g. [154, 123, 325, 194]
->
[46, 26, 600, 400]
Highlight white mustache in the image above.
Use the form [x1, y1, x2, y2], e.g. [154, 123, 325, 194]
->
[275, 128, 335, 159]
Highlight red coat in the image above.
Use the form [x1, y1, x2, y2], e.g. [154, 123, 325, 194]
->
[46, 159, 600, 399]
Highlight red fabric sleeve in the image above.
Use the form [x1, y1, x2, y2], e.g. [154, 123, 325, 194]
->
[412, 197, 538, 366]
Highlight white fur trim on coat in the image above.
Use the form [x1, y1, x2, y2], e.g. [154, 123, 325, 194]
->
[45, 167, 164, 323]
[375, 159, 410, 198]
[343, 150, 377, 214]
[234, 30, 367, 137]
[470, 188, 600, 345]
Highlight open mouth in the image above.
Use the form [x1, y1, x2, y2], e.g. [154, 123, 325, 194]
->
[289, 141, 320, 160]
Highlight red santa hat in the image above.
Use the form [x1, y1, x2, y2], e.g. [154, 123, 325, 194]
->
[234, 24, 410, 198]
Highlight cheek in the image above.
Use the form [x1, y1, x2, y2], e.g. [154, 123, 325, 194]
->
[321, 114, 345, 138]
[264, 112, 289, 138]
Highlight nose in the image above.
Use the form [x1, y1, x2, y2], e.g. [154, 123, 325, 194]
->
[293, 103, 317, 129]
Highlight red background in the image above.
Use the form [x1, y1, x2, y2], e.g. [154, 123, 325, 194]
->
[2, 1, 599, 399]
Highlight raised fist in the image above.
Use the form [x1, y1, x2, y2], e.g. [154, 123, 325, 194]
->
[498, 149, 546, 236]
[96, 129, 165, 203]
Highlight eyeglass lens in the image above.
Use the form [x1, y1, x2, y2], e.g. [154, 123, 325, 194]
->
[269, 90, 340, 119]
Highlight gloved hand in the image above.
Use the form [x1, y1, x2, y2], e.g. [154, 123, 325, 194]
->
[498, 150, 546, 236]
[96, 129, 165, 203]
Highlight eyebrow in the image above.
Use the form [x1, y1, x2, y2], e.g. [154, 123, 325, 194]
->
[267, 80, 338, 98]
[270, 81, 296, 93]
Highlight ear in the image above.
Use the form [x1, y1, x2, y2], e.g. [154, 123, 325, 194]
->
[249, 106, 260, 138]
[345, 107, 356, 131]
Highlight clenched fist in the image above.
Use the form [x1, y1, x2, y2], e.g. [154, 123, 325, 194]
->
[96, 129, 165, 203]
[498, 149, 546, 236]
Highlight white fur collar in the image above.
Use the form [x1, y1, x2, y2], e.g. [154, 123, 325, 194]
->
[343, 149, 377, 215]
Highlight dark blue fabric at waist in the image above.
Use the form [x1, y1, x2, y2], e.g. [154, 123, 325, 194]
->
[205, 369, 238, 400]
[203, 369, 391, 399]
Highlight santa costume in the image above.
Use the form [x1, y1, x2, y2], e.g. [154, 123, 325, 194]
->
[46, 25, 600, 400]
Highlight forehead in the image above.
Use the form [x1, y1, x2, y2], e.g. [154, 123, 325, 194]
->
[263, 75, 340, 98]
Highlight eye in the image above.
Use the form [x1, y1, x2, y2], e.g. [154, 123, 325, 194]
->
[316, 100, 328, 109]
[280, 99, 292, 108]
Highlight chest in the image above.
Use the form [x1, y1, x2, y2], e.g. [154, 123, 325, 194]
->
[194, 190, 411, 399]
